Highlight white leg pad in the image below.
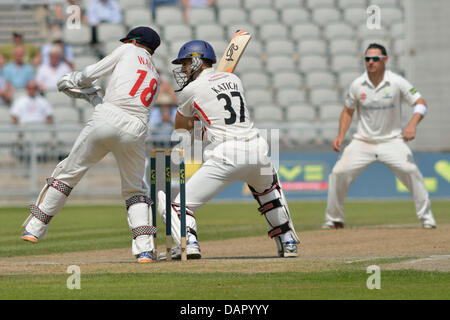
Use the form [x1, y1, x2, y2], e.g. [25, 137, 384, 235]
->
[127, 202, 155, 256]
[250, 176, 300, 244]
[23, 183, 70, 239]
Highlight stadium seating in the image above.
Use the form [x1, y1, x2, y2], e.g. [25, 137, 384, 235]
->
[124, 8, 152, 27]
[186, 8, 216, 25]
[241, 72, 270, 89]
[275, 88, 307, 105]
[63, 24, 92, 46]
[163, 24, 193, 41]
[219, 8, 247, 24]
[118, 0, 147, 7]
[297, 39, 327, 56]
[74, 55, 99, 70]
[264, 39, 295, 56]
[285, 104, 317, 122]
[309, 88, 341, 106]
[259, 23, 289, 41]
[97, 23, 126, 43]
[249, 8, 279, 25]
[323, 22, 355, 40]
[245, 88, 274, 106]
[273, 0, 302, 10]
[155, 6, 184, 25]
[266, 55, 296, 73]
[291, 23, 321, 41]
[45, 91, 74, 108]
[306, 0, 336, 9]
[305, 71, 336, 89]
[298, 55, 328, 73]
[272, 72, 303, 90]
[195, 24, 225, 41]
[5, 0, 408, 149]
[329, 39, 360, 55]
[243, 0, 272, 9]
[281, 8, 310, 25]
[53, 106, 81, 124]
[252, 105, 283, 122]
[318, 103, 344, 122]
[216, 0, 241, 9]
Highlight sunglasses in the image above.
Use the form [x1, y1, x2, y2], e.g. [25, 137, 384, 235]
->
[365, 56, 386, 62]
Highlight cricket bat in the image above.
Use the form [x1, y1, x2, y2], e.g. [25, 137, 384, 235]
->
[216, 30, 252, 73]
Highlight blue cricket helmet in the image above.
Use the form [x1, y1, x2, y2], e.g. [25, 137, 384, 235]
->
[172, 40, 216, 64]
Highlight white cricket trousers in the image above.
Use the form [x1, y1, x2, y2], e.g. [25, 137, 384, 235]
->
[168, 136, 275, 239]
[325, 138, 436, 225]
[53, 103, 148, 197]
[182, 136, 274, 208]
[25, 103, 153, 255]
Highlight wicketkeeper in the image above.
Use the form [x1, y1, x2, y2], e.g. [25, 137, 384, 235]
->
[21, 26, 162, 263]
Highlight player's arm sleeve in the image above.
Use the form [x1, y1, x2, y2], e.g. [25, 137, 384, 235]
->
[398, 76, 422, 105]
[74, 45, 127, 87]
[344, 80, 358, 109]
[176, 88, 194, 118]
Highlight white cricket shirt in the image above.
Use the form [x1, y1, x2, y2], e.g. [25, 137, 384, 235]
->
[177, 68, 259, 143]
[77, 43, 160, 125]
[345, 70, 421, 142]
[10, 95, 53, 124]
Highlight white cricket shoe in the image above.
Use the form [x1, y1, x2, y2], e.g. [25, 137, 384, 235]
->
[321, 221, 345, 229]
[280, 241, 298, 258]
[158, 240, 202, 260]
[21, 231, 38, 243]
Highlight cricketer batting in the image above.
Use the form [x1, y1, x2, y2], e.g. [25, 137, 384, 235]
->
[156, 40, 300, 260]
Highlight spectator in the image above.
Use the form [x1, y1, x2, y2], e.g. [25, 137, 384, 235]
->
[10, 80, 54, 125]
[0, 74, 13, 107]
[36, 45, 73, 92]
[39, 30, 75, 69]
[181, 0, 216, 22]
[3, 46, 35, 89]
[0, 32, 40, 67]
[86, 0, 122, 44]
[150, 0, 178, 19]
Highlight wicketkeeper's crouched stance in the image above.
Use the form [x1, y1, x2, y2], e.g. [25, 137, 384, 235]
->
[21, 27, 162, 263]
[157, 40, 300, 259]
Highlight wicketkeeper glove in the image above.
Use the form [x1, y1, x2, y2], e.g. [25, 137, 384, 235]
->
[57, 72, 104, 107]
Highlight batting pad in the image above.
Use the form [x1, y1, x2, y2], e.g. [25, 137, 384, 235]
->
[127, 202, 155, 256]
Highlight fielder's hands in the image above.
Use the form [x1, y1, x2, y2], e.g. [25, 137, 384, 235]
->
[403, 123, 417, 141]
[333, 136, 344, 152]
[57, 73, 104, 107]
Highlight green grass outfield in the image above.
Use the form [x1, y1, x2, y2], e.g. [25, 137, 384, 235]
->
[0, 201, 449, 300]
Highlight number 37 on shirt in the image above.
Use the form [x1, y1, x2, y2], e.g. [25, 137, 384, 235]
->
[129, 69, 158, 108]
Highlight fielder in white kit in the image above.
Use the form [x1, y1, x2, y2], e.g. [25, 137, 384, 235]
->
[157, 40, 300, 259]
[21, 27, 162, 263]
[323, 43, 437, 229]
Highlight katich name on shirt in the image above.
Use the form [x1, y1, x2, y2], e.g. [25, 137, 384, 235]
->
[211, 81, 238, 94]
